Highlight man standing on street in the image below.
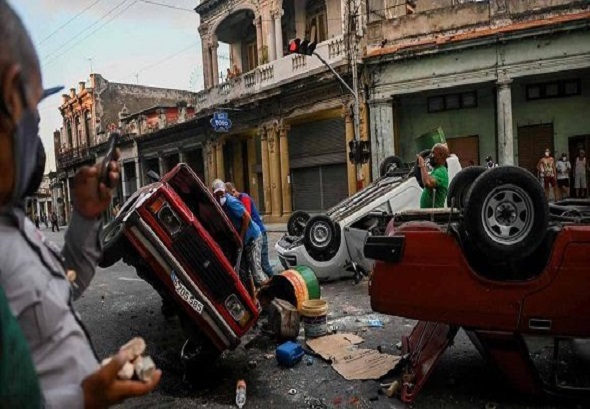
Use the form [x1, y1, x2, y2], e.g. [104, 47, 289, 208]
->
[538, 148, 557, 201]
[212, 179, 268, 288]
[417, 143, 450, 209]
[0, 1, 160, 407]
[556, 152, 571, 200]
[50, 211, 59, 232]
[575, 149, 587, 198]
[225, 181, 273, 277]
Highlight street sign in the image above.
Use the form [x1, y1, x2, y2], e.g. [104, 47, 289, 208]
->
[210, 111, 232, 133]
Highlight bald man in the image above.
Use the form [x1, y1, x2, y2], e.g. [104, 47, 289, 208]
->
[0, 1, 159, 407]
[416, 143, 450, 208]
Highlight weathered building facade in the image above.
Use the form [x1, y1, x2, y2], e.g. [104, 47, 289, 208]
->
[193, 0, 372, 221]
[363, 0, 590, 178]
[55, 73, 198, 220]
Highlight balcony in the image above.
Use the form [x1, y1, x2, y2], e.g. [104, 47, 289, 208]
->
[194, 35, 347, 111]
[56, 145, 94, 170]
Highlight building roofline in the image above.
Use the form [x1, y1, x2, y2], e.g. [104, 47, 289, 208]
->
[364, 10, 590, 61]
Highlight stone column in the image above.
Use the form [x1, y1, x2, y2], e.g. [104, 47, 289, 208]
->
[274, 8, 284, 59]
[279, 123, 292, 215]
[267, 10, 276, 61]
[368, 98, 396, 179]
[210, 37, 219, 86]
[268, 124, 282, 219]
[205, 141, 216, 185]
[260, 127, 272, 214]
[215, 140, 225, 181]
[135, 157, 142, 189]
[497, 79, 514, 166]
[158, 155, 165, 177]
[65, 176, 72, 222]
[255, 16, 263, 65]
[199, 24, 212, 89]
[343, 105, 357, 196]
[121, 161, 127, 200]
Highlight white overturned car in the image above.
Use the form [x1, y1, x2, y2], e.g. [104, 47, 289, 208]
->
[276, 154, 462, 281]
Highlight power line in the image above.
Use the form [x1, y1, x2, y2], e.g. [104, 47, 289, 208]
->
[43, 0, 140, 67]
[41, 0, 132, 62]
[139, 0, 194, 12]
[37, 0, 105, 46]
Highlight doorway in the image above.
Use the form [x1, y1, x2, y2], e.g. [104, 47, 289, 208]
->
[517, 123, 554, 176]
[446, 135, 480, 167]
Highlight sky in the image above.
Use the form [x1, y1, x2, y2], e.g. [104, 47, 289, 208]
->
[10, 0, 229, 173]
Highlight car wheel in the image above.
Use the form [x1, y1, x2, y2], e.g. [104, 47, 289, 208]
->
[303, 215, 340, 261]
[98, 221, 128, 268]
[379, 155, 404, 177]
[464, 166, 549, 261]
[414, 149, 432, 188]
[179, 313, 222, 369]
[447, 166, 487, 209]
[287, 210, 310, 237]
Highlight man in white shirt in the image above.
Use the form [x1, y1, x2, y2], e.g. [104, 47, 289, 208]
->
[556, 153, 571, 200]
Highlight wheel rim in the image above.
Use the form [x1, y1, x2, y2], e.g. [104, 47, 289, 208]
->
[310, 221, 332, 249]
[294, 217, 307, 234]
[480, 184, 534, 245]
[104, 223, 123, 244]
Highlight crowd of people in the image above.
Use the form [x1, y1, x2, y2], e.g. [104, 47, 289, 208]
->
[537, 148, 589, 201]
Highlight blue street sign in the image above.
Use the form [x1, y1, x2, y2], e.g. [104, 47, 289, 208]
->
[210, 111, 232, 133]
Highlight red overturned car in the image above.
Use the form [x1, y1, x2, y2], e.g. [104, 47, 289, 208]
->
[365, 166, 590, 402]
[99, 164, 259, 364]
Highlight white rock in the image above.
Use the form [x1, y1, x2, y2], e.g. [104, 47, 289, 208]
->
[134, 356, 156, 382]
[119, 337, 146, 360]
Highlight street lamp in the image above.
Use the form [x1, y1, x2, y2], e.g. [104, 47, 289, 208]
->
[288, 38, 369, 189]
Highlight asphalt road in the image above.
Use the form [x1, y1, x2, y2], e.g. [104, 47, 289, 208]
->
[39, 227, 573, 409]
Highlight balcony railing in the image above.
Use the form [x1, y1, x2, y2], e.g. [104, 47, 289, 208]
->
[197, 35, 347, 110]
[57, 145, 94, 170]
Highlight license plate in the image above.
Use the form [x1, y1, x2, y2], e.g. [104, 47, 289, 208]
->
[170, 271, 203, 314]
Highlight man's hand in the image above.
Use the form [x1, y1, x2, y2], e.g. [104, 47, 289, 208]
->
[416, 154, 425, 168]
[82, 350, 161, 409]
[72, 149, 121, 219]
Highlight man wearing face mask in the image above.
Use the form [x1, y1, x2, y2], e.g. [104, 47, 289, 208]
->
[556, 153, 571, 200]
[538, 148, 557, 201]
[212, 179, 268, 289]
[417, 143, 450, 209]
[0, 2, 161, 408]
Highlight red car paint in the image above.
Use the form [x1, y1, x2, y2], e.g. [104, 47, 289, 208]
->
[368, 219, 590, 402]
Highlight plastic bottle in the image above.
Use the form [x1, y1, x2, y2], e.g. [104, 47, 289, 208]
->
[235, 379, 247, 408]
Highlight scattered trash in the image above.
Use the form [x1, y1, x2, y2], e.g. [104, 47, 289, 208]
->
[305, 355, 314, 366]
[264, 354, 274, 360]
[367, 319, 383, 328]
[302, 300, 328, 338]
[328, 325, 339, 333]
[267, 298, 300, 341]
[304, 396, 327, 408]
[235, 379, 247, 408]
[288, 388, 297, 395]
[306, 333, 401, 380]
[276, 341, 305, 367]
[385, 380, 400, 397]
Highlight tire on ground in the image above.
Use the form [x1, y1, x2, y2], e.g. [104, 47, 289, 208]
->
[287, 210, 311, 237]
[379, 155, 404, 177]
[303, 215, 341, 262]
[180, 313, 222, 369]
[447, 166, 487, 209]
[414, 149, 432, 188]
[98, 221, 128, 268]
[463, 166, 549, 261]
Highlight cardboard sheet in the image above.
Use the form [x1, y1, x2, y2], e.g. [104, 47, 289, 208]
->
[306, 333, 400, 380]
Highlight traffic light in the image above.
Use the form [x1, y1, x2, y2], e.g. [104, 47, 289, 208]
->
[288, 38, 317, 56]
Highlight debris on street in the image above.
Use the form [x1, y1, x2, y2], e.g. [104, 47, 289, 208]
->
[306, 333, 401, 380]
[276, 341, 305, 367]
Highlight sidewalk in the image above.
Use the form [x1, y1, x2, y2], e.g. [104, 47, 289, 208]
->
[265, 223, 287, 233]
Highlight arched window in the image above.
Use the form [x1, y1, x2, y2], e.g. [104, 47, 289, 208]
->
[306, 0, 327, 43]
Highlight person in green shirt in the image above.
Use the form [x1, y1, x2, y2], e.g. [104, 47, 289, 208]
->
[417, 143, 450, 208]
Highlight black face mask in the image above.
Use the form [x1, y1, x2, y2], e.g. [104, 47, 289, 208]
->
[428, 155, 437, 168]
[1, 83, 45, 206]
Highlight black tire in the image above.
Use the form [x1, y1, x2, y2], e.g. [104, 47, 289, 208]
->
[98, 221, 127, 268]
[179, 313, 222, 369]
[447, 166, 487, 209]
[414, 149, 432, 188]
[379, 155, 404, 177]
[303, 215, 341, 261]
[464, 166, 549, 261]
[287, 210, 310, 237]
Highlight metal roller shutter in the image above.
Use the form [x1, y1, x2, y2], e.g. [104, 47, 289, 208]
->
[288, 118, 348, 212]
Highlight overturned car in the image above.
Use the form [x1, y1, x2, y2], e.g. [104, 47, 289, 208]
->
[99, 164, 259, 361]
[276, 153, 462, 281]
